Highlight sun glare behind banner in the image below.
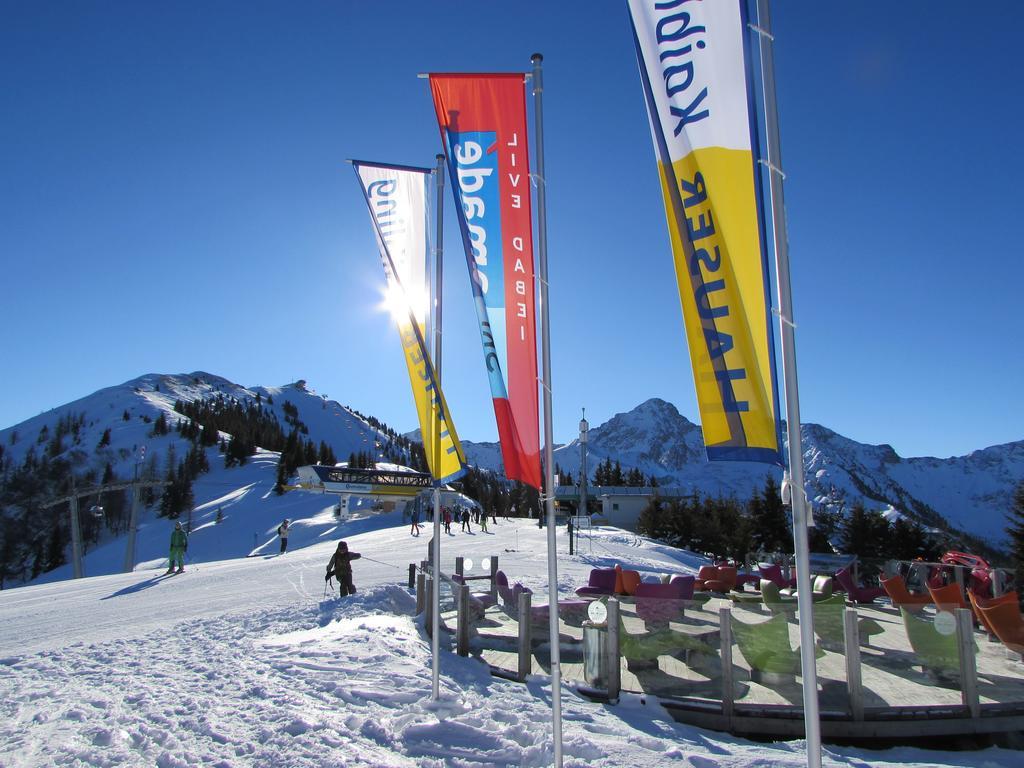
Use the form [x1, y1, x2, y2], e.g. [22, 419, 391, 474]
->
[352, 160, 467, 484]
[628, 0, 782, 464]
[428, 74, 542, 489]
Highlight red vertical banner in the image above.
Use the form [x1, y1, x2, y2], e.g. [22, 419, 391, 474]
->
[429, 74, 541, 489]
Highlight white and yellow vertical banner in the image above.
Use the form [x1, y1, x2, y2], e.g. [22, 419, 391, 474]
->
[628, 0, 782, 464]
[352, 160, 467, 483]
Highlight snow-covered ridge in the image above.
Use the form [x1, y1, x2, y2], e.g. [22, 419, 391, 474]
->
[463, 398, 1024, 548]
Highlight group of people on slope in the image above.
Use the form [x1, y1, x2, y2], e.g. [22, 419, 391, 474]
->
[414, 505, 501, 535]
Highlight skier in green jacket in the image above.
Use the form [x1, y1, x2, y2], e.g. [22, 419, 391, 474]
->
[166, 521, 188, 574]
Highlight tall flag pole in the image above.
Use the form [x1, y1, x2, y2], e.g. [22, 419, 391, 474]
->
[753, 1, 821, 764]
[626, 1, 818, 764]
[531, 52, 564, 768]
[431, 153, 445, 702]
[427, 73, 542, 491]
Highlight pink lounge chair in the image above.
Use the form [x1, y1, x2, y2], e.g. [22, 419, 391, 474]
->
[834, 567, 885, 605]
[759, 563, 797, 589]
[576, 568, 617, 597]
[452, 573, 497, 609]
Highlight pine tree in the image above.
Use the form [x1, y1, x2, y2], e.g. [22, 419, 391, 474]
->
[637, 494, 667, 540]
[840, 502, 890, 558]
[96, 428, 111, 450]
[1007, 481, 1024, 601]
[749, 475, 792, 554]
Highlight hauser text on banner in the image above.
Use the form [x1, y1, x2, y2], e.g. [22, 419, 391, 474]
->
[429, 74, 541, 489]
[628, 0, 782, 464]
[352, 160, 467, 484]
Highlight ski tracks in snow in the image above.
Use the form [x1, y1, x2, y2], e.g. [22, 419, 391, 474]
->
[0, 584, 723, 768]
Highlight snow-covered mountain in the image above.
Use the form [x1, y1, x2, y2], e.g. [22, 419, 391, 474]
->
[462, 398, 1024, 549]
[0, 371, 399, 479]
[2, 375, 1021, 589]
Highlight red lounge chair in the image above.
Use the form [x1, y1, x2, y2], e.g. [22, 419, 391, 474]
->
[575, 568, 617, 597]
[834, 567, 885, 604]
[703, 565, 738, 593]
[694, 565, 720, 591]
[881, 574, 932, 607]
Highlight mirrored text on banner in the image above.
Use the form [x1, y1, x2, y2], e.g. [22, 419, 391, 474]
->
[429, 74, 541, 488]
[352, 160, 467, 483]
[628, 0, 782, 464]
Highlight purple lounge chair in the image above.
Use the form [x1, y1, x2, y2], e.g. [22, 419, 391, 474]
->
[635, 579, 691, 625]
[575, 568, 617, 597]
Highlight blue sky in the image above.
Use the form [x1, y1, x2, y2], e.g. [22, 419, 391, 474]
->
[1, 1, 1022, 460]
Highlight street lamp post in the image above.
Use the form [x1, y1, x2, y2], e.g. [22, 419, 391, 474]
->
[578, 410, 589, 554]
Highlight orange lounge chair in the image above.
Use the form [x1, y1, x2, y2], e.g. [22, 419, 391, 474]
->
[881, 574, 932, 607]
[613, 564, 642, 595]
[928, 582, 969, 612]
[969, 590, 1019, 636]
[975, 599, 1024, 654]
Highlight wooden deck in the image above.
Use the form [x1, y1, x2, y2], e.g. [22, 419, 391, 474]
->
[452, 596, 1024, 742]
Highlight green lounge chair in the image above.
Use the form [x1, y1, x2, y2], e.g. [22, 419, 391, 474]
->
[900, 607, 963, 679]
[813, 594, 884, 651]
[731, 610, 821, 683]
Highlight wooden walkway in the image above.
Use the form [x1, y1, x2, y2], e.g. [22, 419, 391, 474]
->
[455, 596, 1024, 742]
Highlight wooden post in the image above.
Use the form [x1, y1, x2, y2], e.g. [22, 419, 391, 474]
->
[954, 565, 966, 598]
[69, 495, 84, 579]
[416, 571, 426, 615]
[956, 608, 980, 718]
[423, 575, 433, 636]
[843, 608, 865, 721]
[455, 556, 464, 578]
[490, 555, 499, 601]
[719, 606, 734, 721]
[408, 563, 416, 590]
[992, 569, 1004, 598]
[518, 588, 532, 681]
[457, 583, 470, 656]
[607, 599, 621, 703]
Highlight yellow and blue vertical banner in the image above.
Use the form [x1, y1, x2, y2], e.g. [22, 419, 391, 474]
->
[352, 160, 467, 483]
[628, 0, 782, 464]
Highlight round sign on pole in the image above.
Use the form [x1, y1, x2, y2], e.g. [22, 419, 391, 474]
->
[463, 558, 474, 573]
[587, 600, 608, 624]
[480, 557, 490, 573]
[934, 610, 957, 636]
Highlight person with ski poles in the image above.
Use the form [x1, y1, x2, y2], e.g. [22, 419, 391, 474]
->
[166, 521, 187, 574]
[277, 519, 290, 553]
[325, 540, 361, 596]
[443, 506, 452, 534]
[461, 507, 471, 533]
[410, 506, 421, 536]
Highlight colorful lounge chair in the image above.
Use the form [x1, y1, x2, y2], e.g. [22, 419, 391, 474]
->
[575, 568, 617, 598]
[834, 567, 885, 605]
[974, 598, 1024, 655]
[881, 574, 932, 607]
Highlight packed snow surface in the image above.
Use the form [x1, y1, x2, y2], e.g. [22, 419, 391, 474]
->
[1, 518, 1018, 767]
